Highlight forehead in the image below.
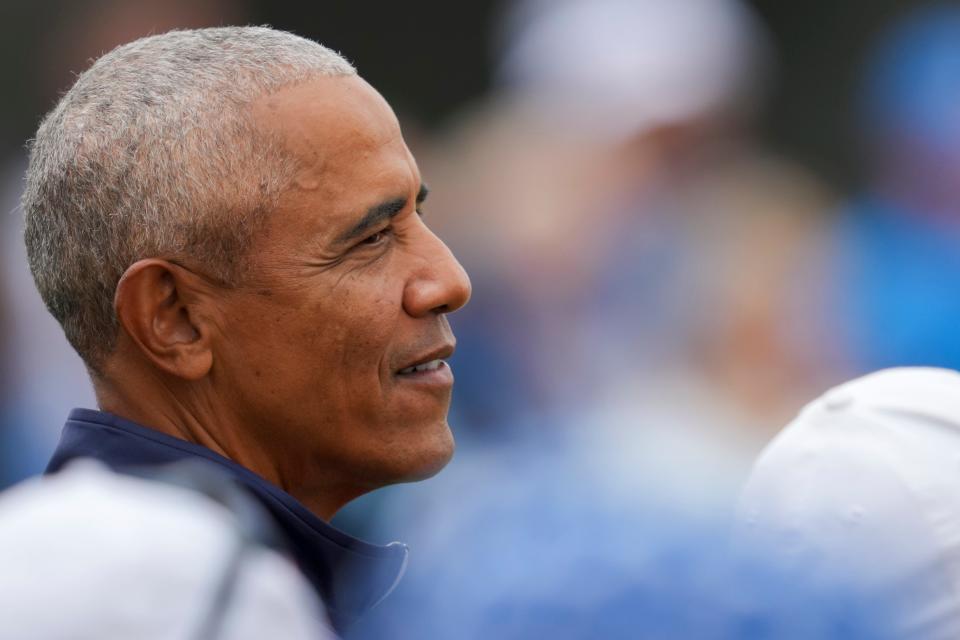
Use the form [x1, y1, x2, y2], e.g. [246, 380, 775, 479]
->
[253, 74, 401, 159]
[250, 75, 419, 234]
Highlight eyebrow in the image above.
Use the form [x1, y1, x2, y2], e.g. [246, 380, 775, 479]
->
[336, 183, 430, 244]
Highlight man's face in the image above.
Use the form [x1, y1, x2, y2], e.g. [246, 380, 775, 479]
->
[212, 75, 470, 505]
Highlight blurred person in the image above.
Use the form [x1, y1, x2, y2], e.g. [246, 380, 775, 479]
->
[23, 26, 470, 632]
[347, 408, 892, 640]
[736, 367, 960, 639]
[808, 5, 960, 375]
[410, 0, 833, 484]
[334, 0, 854, 635]
[0, 461, 333, 639]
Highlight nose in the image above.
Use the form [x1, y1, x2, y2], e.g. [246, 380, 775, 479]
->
[403, 226, 472, 318]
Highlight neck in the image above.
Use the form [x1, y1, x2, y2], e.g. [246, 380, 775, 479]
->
[93, 360, 362, 521]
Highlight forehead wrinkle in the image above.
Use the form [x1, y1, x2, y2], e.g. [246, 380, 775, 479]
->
[286, 121, 406, 201]
[290, 151, 327, 191]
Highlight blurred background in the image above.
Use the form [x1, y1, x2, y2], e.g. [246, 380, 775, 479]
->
[0, 0, 957, 636]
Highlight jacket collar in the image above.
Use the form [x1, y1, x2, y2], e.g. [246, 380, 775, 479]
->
[46, 408, 408, 633]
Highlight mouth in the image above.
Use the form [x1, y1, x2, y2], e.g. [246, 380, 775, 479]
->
[395, 344, 455, 387]
[398, 359, 446, 375]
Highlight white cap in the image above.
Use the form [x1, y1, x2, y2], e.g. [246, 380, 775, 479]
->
[0, 462, 333, 640]
[496, 0, 768, 140]
[737, 367, 960, 639]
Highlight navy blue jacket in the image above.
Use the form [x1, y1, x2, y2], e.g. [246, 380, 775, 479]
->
[46, 408, 408, 633]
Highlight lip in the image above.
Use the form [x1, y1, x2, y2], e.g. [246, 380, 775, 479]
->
[395, 343, 455, 373]
[394, 343, 456, 387]
[395, 360, 454, 388]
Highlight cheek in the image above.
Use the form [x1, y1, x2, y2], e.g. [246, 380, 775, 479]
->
[220, 261, 409, 424]
[314, 276, 400, 359]
[267, 273, 404, 394]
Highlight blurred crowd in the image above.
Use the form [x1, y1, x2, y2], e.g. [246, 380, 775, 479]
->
[347, 1, 960, 635]
[2, 0, 960, 637]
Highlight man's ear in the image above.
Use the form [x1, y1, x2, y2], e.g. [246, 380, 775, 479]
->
[114, 259, 215, 380]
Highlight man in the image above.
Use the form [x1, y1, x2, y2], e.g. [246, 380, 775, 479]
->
[22, 26, 471, 632]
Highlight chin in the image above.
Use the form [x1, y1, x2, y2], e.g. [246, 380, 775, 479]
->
[381, 418, 455, 485]
[417, 433, 456, 480]
[405, 420, 456, 482]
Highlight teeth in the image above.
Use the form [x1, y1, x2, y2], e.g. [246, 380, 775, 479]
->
[399, 359, 444, 374]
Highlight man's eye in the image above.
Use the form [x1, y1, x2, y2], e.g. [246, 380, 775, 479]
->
[360, 229, 389, 246]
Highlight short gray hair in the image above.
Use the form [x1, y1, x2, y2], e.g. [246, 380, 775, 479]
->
[22, 26, 356, 373]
